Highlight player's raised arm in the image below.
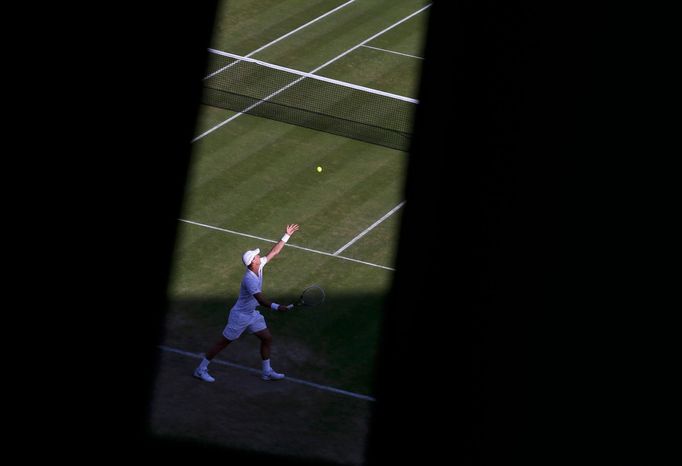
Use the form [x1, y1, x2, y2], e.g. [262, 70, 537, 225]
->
[265, 224, 299, 261]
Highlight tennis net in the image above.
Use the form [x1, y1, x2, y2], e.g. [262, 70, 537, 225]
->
[201, 49, 418, 151]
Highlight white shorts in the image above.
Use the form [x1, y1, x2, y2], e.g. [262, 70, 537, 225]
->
[223, 310, 267, 341]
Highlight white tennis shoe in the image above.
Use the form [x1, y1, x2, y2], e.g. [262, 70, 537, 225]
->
[262, 369, 285, 381]
[193, 368, 215, 382]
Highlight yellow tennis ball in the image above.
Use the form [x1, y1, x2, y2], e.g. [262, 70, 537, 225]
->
[316, 166, 323, 173]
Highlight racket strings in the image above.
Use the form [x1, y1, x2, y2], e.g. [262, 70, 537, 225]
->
[302, 285, 325, 306]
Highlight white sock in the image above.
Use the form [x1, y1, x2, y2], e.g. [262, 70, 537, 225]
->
[199, 357, 210, 371]
[262, 359, 271, 373]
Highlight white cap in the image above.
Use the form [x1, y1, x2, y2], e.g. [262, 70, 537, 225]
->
[242, 248, 260, 266]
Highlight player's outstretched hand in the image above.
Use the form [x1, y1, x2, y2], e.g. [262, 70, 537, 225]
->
[286, 224, 300, 236]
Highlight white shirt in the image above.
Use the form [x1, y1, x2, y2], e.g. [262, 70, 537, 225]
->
[230, 256, 268, 314]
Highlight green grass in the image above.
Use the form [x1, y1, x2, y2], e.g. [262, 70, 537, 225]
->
[366, 8, 429, 57]
[209, 0, 347, 56]
[340, 206, 405, 266]
[161, 0, 430, 396]
[184, 113, 407, 254]
[321, 45, 424, 97]
[192, 105, 236, 136]
[251, 1, 430, 72]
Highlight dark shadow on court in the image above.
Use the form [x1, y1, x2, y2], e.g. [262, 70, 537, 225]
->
[148, 295, 388, 466]
[51, 1, 619, 466]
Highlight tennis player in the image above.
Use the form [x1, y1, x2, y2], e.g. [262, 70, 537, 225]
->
[193, 224, 300, 383]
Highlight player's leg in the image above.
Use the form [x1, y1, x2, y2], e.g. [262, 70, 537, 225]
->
[194, 312, 247, 382]
[254, 327, 285, 381]
[253, 328, 273, 360]
[206, 336, 232, 359]
[194, 336, 233, 383]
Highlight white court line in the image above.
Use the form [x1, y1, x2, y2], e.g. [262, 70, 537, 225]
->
[307, 3, 431, 75]
[334, 201, 405, 255]
[159, 345, 376, 402]
[207, 50, 417, 103]
[204, 0, 356, 80]
[360, 45, 423, 60]
[193, 3, 432, 143]
[179, 219, 395, 271]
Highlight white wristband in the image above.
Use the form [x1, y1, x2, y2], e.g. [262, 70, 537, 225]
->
[281, 234, 290, 243]
[270, 302, 280, 310]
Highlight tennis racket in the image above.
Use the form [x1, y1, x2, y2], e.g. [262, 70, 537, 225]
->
[293, 284, 326, 308]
